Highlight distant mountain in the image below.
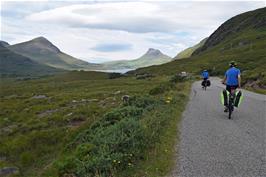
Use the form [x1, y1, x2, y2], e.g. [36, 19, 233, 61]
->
[7, 37, 98, 70]
[0, 46, 61, 77]
[100, 48, 172, 70]
[174, 38, 207, 60]
[0, 41, 10, 48]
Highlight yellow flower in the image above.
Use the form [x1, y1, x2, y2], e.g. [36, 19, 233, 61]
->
[167, 97, 172, 100]
[113, 160, 116, 163]
[166, 100, 170, 103]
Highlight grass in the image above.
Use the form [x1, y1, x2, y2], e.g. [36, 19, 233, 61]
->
[0, 71, 191, 177]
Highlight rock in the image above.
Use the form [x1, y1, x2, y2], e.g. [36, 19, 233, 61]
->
[66, 113, 73, 117]
[37, 109, 58, 118]
[0, 167, 19, 176]
[114, 91, 121, 95]
[122, 95, 130, 103]
[135, 73, 154, 80]
[32, 95, 47, 99]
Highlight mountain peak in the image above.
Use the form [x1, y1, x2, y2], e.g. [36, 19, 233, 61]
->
[145, 48, 162, 56]
[32, 36, 50, 43]
[28, 36, 60, 53]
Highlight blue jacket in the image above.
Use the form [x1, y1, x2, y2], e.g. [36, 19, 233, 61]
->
[225, 67, 241, 86]
[202, 71, 209, 79]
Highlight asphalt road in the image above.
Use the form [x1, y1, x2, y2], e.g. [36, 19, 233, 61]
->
[170, 78, 266, 177]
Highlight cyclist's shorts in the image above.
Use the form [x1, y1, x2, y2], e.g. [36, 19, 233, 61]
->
[226, 85, 238, 92]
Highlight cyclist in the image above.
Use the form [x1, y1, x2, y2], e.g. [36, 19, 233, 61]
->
[201, 70, 209, 88]
[222, 61, 241, 112]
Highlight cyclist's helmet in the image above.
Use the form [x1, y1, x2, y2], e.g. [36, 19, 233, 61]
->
[229, 61, 236, 67]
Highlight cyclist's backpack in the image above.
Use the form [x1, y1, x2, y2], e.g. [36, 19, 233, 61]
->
[234, 91, 243, 107]
[207, 80, 211, 87]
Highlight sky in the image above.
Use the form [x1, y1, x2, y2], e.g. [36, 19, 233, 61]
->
[1, 1, 265, 63]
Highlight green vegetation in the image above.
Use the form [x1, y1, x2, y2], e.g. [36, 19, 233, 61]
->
[0, 71, 191, 176]
[0, 46, 61, 77]
[174, 38, 207, 60]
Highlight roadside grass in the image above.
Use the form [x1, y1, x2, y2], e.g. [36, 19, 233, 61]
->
[43, 75, 191, 177]
[1, 71, 191, 177]
[119, 82, 191, 177]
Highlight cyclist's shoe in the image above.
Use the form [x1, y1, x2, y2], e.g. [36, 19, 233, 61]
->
[224, 107, 229, 112]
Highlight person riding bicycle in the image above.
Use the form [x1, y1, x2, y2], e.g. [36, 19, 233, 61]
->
[222, 61, 241, 112]
[201, 70, 209, 88]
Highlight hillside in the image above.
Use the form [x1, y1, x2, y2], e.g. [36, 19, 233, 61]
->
[7, 37, 98, 70]
[100, 48, 172, 70]
[132, 7, 266, 89]
[174, 38, 207, 60]
[0, 46, 61, 77]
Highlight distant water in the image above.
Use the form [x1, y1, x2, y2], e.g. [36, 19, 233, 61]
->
[94, 68, 134, 74]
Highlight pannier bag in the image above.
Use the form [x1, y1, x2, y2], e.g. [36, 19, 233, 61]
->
[234, 90, 243, 107]
[220, 90, 243, 107]
[207, 80, 211, 86]
[201, 80, 211, 87]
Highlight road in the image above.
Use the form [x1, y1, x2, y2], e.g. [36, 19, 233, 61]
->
[169, 78, 266, 177]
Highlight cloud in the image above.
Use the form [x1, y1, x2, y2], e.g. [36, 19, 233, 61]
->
[24, 1, 265, 34]
[1, 1, 265, 62]
[92, 43, 132, 52]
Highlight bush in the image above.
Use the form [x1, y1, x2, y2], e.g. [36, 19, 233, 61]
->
[58, 96, 158, 177]
[108, 73, 123, 79]
[149, 82, 174, 95]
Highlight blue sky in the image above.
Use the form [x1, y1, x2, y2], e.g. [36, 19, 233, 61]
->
[1, 1, 265, 63]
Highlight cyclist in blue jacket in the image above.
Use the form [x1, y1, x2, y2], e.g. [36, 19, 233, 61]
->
[201, 70, 209, 88]
[222, 61, 241, 91]
[222, 61, 241, 112]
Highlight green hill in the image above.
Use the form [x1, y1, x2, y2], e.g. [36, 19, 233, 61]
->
[8, 37, 99, 70]
[0, 46, 61, 77]
[174, 38, 207, 60]
[100, 48, 172, 70]
[132, 7, 266, 89]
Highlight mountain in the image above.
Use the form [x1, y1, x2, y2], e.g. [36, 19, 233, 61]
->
[0, 41, 10, 48]
[174, 38, 207, 60]
[132, 7, 266, 88]
[100, 48, 172, 70]
[7, 37, 98, 70]
[0, 46, 61, 77]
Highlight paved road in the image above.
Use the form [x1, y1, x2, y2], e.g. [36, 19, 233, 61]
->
[170, 78, 266, 177]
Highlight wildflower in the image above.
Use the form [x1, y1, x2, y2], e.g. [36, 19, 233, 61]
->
[118, 161, 121, 164]
[113, 160, 116, 163]
[166, 100, 170, 103]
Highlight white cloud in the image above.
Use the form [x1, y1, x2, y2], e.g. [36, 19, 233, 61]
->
[1, 1, 265, 62]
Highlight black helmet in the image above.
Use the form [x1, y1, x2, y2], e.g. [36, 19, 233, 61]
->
[229, 61, 236, 67]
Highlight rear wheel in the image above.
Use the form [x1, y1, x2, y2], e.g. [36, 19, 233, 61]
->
[228, 93, 235, 119]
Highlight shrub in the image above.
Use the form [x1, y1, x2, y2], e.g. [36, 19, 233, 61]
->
[108, 73, 123, 79]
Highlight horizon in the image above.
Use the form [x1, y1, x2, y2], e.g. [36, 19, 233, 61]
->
[1, 1, 265, 63]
